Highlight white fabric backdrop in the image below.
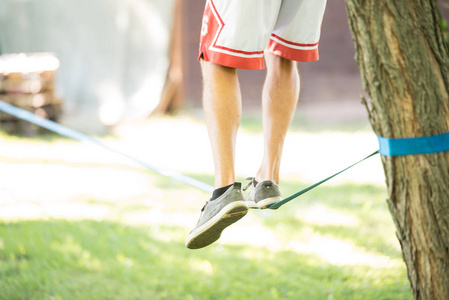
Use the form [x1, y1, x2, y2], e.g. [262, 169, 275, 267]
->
[0, 0, 175, 130]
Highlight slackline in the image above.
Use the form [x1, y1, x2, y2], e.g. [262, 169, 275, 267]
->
[0, 100, 213, 194]
[269, 150, 379, 209]
[0, 100, 379, 209]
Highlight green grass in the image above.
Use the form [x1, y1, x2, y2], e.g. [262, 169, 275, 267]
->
[0, 113, 412, 300]
[0, 177, 412, 299]
[0, 217, 410, 300]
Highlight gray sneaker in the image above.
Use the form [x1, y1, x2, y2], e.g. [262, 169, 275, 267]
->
[185, 182, 248, 249]
[243, 177, 282, 209]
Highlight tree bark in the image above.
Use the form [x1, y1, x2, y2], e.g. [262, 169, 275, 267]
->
[344, 0, 449, 299]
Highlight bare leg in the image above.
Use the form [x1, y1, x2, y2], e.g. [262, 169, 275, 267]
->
[201, 59, 242, 189]
[255, 51, 300, 184]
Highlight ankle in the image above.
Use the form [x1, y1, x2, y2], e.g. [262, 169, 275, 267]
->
[255, 175, 279, 185]
[255, 172, 278, 184]
[214, 177, 235, 190]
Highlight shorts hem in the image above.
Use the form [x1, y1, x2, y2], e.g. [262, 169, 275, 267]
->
[268, 37, 320, 62]
[198, 48, 265, 70]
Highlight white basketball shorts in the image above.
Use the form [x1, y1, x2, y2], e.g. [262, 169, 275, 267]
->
[199, 0, 327, 70]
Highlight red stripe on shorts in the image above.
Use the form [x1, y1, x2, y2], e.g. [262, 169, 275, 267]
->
[268, 35, 320, 62]
[198, 0, 265, 69]
[271, 34, 320, 48]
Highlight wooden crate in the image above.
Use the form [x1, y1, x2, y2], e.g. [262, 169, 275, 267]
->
[0, 53, 61, 135]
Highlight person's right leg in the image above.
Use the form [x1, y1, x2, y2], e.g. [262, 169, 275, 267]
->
[201, 59, 242, 189]
[185, 59, 248, 250]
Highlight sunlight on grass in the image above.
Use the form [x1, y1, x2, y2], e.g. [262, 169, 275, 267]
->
[295, 204, 360, 226]
[218, 214, 280, 250]
[0, 219, 411, 299]
[52, 236, 104, 271]
[286, 235, 396, 268]
[0, 113, 412, 299]
[189, 259, 214, 275]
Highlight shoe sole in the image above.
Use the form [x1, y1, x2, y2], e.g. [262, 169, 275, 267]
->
[246, 200, 258, 209]
[247, 196, 282, 210]
[185, 201, 248, 249]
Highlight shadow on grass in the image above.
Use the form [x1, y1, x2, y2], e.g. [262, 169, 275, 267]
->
[0, 219, 411, 300]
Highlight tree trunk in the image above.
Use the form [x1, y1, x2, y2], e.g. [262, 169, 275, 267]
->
[344, 0, 449, 299]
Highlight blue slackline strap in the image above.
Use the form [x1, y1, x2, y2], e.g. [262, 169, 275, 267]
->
[269, 150, 379, 209]
[0, 100, 214, 194]
[378, 132, 449, 156]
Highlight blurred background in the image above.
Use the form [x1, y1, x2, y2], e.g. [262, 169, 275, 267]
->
[0, 0, 176, 132]
[0, 0, 373, 134]
[2, 0, 447, 132]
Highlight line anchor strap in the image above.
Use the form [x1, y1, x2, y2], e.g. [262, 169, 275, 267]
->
[378, 132, 449, 157]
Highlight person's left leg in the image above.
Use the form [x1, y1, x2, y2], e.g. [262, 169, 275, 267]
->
[245, 0, 326, 209]
[245, 50, 299, 209]
[256, 50, 300, 184]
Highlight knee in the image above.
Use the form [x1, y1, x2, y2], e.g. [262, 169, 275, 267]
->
[265, 51, 297, 78]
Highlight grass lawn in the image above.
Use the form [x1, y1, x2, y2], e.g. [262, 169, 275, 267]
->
[0, 112, 412, 299]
